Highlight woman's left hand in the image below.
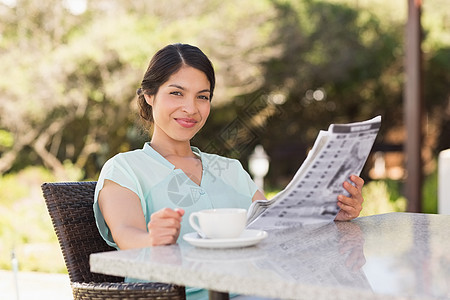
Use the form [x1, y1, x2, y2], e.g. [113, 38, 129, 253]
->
[334, 175, 364, 221]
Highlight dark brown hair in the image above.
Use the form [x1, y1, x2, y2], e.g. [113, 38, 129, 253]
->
[137, 43, 215, 125]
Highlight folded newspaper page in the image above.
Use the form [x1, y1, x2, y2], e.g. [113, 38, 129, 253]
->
[247, 116, 381, 230]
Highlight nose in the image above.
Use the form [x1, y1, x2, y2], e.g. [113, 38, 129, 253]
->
[182, 97, 198, 114]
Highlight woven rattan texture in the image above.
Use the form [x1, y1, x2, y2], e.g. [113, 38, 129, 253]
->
[42, 181, 185, 300]
[72, 282, 186, 299]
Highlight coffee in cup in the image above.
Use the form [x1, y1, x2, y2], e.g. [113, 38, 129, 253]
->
[189, 208, 247, 239]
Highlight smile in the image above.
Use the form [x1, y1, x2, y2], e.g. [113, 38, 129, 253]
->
[175, 118, 198, 128]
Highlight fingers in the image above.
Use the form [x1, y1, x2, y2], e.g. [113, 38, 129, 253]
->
[335, 175, 364, 221]
[174, 208, 185, 217]
[148, 208, 184, 246]
[343, 177, 364, 197]
[349, 175, 364, 191]
[337, 192, 362, 219]
[153, 207, 184, 219]
[335, 206, 359, 221]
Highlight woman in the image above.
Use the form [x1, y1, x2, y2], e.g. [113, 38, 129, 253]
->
[94, 43, 364, 251]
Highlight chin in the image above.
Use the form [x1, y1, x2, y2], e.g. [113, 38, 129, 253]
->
[173, 134, 196, 142]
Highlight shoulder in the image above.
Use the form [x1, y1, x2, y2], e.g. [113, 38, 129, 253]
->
[197, 150, 246, 177]
[198, 150, 242, 167]
[197, 149, 257, 194]
[104, 148, 148, 165]
[99, 148, 155, 177]
[114, 148, 147, 159]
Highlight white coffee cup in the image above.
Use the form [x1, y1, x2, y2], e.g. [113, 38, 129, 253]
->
[189, 208, 247, 239]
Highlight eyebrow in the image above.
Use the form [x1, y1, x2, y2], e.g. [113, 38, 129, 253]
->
[168, 84, 210, 94]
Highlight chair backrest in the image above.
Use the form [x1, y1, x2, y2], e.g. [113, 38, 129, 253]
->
[42, 181, 123, 283]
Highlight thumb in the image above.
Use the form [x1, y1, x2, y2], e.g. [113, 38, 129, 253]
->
[174, 208, 185, 216]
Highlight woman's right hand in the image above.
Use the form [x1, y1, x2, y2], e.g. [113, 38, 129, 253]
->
[99, 180, 185, 249]
[147, 208, 185, 246]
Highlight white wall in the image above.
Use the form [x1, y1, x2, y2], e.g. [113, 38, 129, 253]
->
[438, 149, 450, 214]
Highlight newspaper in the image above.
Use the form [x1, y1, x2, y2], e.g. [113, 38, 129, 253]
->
[247, 116, 381, 230]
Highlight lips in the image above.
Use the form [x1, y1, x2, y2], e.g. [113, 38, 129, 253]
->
[175, 117, 198, 128]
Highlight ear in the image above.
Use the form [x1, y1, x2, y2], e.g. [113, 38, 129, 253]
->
[144, 94, 154, 106]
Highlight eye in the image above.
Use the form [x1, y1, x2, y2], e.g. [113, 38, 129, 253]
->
[198, 95, 210, 101]
[170, 91, 183, 96]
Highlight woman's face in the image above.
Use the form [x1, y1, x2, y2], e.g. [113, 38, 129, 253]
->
[145, 66, 211, 143]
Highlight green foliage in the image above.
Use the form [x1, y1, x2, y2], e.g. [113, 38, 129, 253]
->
[0, 0, 448, 186]
[0, 0, 448, 273]
[264, 189, 281, 200]
[422, 170, 438, 214]
[0, 167, 66, 273]
[0, 130, 13, 149]
[360, 174, 438, 216]
[360, 180, 407, 216]
[0, 174, 28, 207]
[194, 0, 407, 185]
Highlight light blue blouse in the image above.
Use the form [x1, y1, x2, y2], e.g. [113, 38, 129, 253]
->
[93, 142, 258, 249]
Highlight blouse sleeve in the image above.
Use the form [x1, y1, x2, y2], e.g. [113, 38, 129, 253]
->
[216, 156, 259, 201]
[235, 160, 259, 198]
[93, 155, 142, 249]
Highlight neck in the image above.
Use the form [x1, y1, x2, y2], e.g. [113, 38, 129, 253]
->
[149, 138, 194, 158]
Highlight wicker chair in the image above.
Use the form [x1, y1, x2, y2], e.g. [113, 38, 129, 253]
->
[41, 181, 186, 300]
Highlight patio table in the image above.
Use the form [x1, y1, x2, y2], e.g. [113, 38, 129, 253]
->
[90, 212, 450, 299]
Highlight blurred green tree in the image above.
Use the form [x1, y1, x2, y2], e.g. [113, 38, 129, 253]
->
[0, 0, 448, 189]
[0, 0, 278, 179]
[193, 0, 405, 185]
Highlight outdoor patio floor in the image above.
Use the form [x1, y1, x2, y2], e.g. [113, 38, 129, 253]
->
[0, 270, 72, 300]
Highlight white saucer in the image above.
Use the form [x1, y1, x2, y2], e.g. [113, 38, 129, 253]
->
[183, 229, 268, 249]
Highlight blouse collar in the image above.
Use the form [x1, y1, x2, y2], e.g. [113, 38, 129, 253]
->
[142, 142, 205, 169]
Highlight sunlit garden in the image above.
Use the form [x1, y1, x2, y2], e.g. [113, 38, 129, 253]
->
[0, 0, 449, 278]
